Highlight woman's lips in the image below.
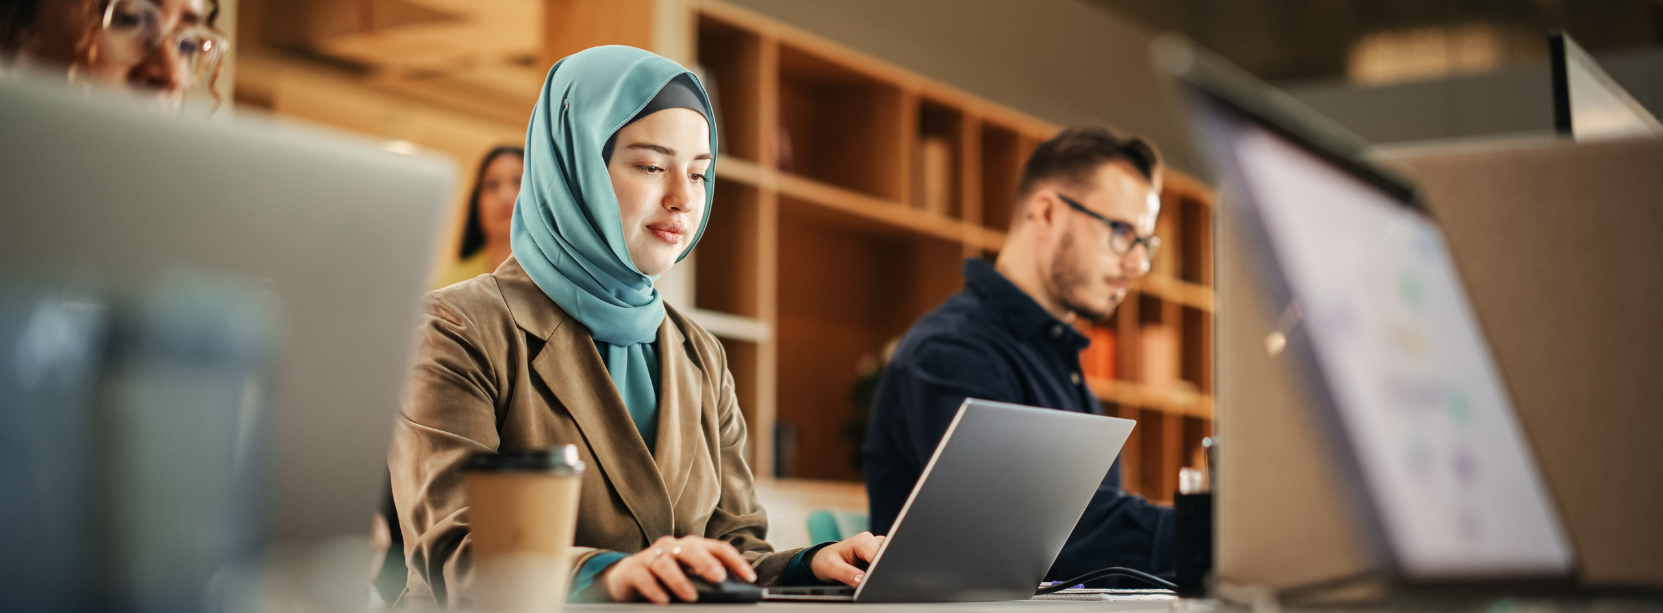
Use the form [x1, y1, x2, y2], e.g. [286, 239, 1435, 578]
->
[647, 221, 687, 244]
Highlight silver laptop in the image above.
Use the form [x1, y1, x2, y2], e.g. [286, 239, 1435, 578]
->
[766, 399, 1135, 602]
[0, 75, 454, 610]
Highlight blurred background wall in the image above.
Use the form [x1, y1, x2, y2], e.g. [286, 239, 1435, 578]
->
[229, 0, 1663, 212]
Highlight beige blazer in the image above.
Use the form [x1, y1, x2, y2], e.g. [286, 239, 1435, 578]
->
[389, 257, 799, 607]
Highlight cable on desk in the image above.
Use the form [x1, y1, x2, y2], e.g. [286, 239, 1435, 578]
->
[1035, 567, 1177, 594]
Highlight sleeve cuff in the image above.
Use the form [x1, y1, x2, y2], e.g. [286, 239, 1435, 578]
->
[569, 551, 629, 602]
[781, 541, 838, 586]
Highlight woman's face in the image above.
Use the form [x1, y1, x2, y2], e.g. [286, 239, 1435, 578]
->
[477, 153, 523, 246]
[18, 0, 215, 110]
[606, 108, 711, 277]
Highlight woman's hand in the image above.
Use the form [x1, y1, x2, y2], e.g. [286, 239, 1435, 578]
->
[811, 531, 886, 585]
[600, 535, 757, 604]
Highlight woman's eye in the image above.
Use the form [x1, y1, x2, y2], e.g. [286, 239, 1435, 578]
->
[109, 10, 143, 28]
[691, 172, 709, 182]
[635, 165, 663, 174]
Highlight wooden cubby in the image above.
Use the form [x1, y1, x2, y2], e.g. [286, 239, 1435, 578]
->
[978, 122, 1024, 233]
[695, 15, 765, 164]
[916, 98, 966, 220]
[777, 44, 907, 202]
[775, 208, 963, 480]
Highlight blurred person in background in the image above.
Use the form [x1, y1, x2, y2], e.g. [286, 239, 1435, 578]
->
[390, 46, 882, 607]
[434, 146, 525, 289]
[863, 125, 1175, 585]
[0, 0, 226, 110]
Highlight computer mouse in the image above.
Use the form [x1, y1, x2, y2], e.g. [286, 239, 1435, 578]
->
[680, 575, 763, 604]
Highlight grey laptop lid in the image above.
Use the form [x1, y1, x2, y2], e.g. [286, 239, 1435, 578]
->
[0, 76, 453, 554]
[855, 399, 1135, 602]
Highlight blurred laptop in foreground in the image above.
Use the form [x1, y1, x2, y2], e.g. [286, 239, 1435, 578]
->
[1161, 34, 1663, 601]
[1158, 36, 1578, 598]
[0, 74, 453, 612]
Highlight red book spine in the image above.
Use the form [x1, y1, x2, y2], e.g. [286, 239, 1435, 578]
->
[1079, 326, 1117, 381]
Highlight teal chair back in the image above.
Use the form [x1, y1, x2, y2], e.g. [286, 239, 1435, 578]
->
[806, 509, 869, 544]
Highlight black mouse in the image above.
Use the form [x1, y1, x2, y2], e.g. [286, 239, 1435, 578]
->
[680, 575, 763, 604]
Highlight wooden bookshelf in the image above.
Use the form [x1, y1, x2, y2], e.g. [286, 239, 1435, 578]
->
[675, 0, 1218, 503]
[235, 0, 1217, 504]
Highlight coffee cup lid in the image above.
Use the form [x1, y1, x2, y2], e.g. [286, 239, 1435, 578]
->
[464, 444, 585, 474]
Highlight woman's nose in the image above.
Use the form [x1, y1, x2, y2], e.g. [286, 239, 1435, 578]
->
[664, 172, 699, 212]
[129, 38, 185, 96]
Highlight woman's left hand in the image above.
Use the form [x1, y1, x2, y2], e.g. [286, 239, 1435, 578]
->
[810, 531, 886, 586]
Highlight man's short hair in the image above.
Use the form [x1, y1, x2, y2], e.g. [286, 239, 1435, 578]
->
[1013, 125, 1162, 225]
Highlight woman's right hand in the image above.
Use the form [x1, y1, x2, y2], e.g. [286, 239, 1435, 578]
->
[600, 535, 757, 604]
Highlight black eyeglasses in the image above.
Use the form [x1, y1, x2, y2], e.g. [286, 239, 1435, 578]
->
[1055, 192, 1161, 264]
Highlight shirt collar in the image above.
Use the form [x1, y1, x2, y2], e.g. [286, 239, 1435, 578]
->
[961, 258, 1091, 351]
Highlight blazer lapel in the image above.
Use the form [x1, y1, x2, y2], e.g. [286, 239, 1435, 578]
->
[496, 257, 673, 543]
[652, 314, 706, 509]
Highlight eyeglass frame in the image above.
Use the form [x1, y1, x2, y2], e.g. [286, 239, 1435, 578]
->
[95, 0, 229, 89]
[1053, 192, 1162, 265]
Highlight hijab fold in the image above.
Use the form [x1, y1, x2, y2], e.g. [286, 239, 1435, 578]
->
[510, 46, 717, 451]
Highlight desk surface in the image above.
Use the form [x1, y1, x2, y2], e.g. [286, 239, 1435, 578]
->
[569, 600, 1175, 613]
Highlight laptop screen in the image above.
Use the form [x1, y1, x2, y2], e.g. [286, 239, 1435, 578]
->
[1207, 102, 1574, 581]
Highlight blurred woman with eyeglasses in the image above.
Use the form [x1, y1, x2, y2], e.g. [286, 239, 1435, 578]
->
[0, 0, 228, 110]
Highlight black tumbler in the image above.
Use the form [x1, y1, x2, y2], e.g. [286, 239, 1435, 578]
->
[1173, 492, 1213, 597]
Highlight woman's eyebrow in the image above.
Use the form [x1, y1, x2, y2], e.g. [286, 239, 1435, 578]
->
[625, 143, 675, 156]
[180, 4, 205, 25]
[624, 143, 714, 161]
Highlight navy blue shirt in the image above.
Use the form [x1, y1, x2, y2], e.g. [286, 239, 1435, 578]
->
[863, 258, 1173, 584]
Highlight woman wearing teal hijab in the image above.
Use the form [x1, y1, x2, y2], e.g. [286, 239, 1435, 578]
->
[390, 46, 882, 607]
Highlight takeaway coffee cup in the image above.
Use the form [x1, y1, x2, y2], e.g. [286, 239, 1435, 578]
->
[464, 445, 585, 612]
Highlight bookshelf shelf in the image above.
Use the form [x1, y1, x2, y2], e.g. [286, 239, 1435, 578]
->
[1134, 273, 1216, 312]
[1089, 378, 1215, 420]
[685, 308, 770, 343]
[721, 158, 969, 244]
[714, 157, 772, 189]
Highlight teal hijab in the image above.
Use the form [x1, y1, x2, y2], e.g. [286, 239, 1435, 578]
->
[510, 46, 716, 451]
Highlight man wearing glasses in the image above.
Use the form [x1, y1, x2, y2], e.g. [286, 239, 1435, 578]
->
[863, 125, 1173, 584]
[1, 0, 229, 110]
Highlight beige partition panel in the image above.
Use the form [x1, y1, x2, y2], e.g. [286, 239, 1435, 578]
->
[1216, 137, 1663, 594]
[1390, 138, 1663, 588]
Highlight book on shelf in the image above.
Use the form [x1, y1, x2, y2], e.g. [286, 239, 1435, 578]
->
[1152, 214, 1179, 277]
[910, 135, 952, 215]
[1139, 323, 1179, 389]
[1079, 326, 1116, 382]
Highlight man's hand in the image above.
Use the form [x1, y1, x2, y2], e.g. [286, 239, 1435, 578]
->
[810, 531, 886, 585]
[600, 535, 757, 604]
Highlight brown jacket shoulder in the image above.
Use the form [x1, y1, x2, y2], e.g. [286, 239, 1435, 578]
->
[389, 257, 794, 607]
